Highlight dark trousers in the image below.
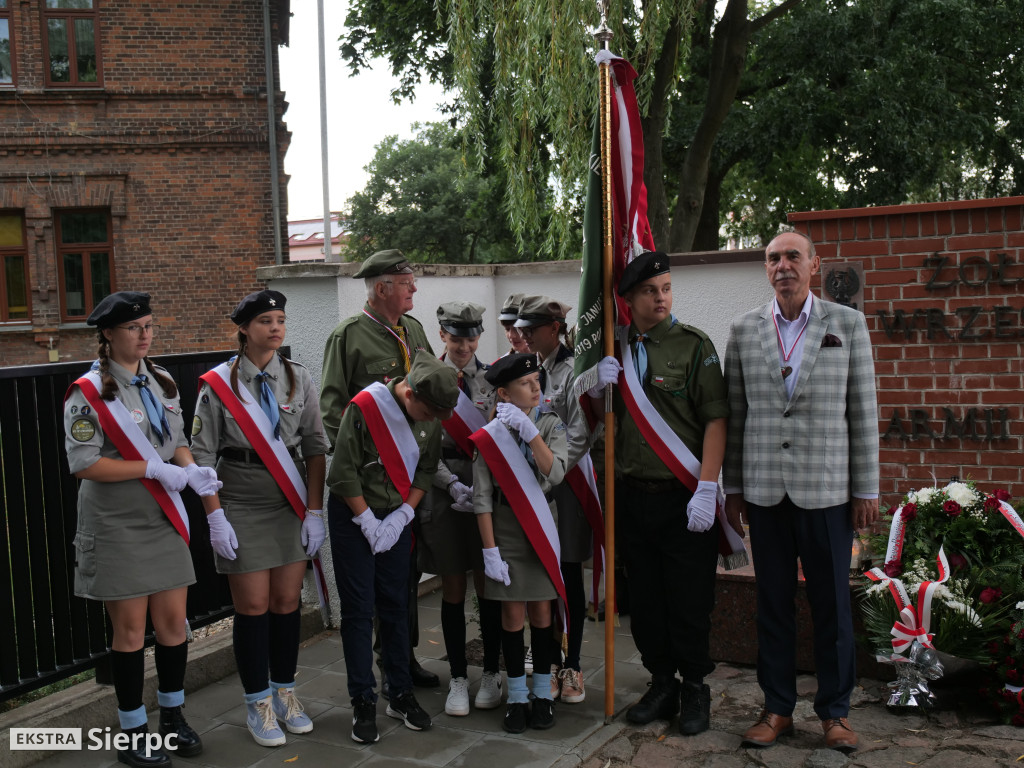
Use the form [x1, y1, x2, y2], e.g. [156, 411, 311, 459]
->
[617, 482, 718, 682]
[328, 495, 413, 701]
[747, 497, 855, 720]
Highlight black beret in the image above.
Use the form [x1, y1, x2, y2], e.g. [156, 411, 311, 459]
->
[484, 353, 539, 388]
[230, 290, 287, 325]
[617, 251, 671, 296]
[87, 291, 152, 329]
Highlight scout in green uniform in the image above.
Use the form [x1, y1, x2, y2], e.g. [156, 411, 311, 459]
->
[319, 248, 437, 691]
[586, 251, 729, 735]
[326, 352, 459, 745]
[421, 301, 504, 717]
[473, 353, 568, 734]
[515, 295, 595, 704]
[190, 290, 329, 747]
[64, 292, 216, 767]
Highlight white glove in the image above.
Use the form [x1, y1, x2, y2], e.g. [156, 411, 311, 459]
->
[185, 463, 222, 496]
[686, 480, 719, 532]
[496, 402, 540, 443]
[301, 511, 326, 556]
[207, 508, 238, 560]
[448, 479, 472, 504]
[451, 488, 475, 513]
[373, 503, 415, 554]
[587, 356, 623, 397]
[482, 547, 511, 586]
[352, 508, 381, 549]
[145, 459, 188, 492]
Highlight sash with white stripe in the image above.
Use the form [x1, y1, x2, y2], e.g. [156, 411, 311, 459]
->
[350, 382, 418, 501]
[200, 362, 332, 623]
[69, 372, 190, 544]
[564, 454, 607, 611]
[617, 327, 748, 570]
[441, 388, 486, 458]
[470, 419, 567, 629]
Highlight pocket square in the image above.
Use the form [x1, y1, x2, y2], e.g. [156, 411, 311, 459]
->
[822, 333, 842, 348]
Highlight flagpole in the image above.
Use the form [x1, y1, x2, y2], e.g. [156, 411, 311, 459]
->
[593, 1, 616, 725]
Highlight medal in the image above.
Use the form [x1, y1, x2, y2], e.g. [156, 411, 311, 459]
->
[132, 408, 145, 423]
[773, 297, 811, 382]
[781, 366, 793, 379]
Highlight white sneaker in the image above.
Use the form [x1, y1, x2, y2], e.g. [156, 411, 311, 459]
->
[445, 676, 470, 716]
[474, 671, 503, 710]
[524, 646, 533, 676]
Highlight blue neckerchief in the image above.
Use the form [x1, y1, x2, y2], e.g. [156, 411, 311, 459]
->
[633, 315, 677, 386]
[130, 374, 170, 444]
[254, 371, 281, 440]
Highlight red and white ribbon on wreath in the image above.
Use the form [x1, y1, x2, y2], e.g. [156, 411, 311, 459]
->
[867, 547, 951, 654]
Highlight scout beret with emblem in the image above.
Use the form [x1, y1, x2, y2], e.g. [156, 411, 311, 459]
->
[406, 350, 459, 417]
[498, 293, 526, 323]
[513, 295, 572, 328]
[230, 289, 287, 325]
[437, 301, 485, 338]
[618, 250, 671, 296]
[352, 249, 414, 279]
[484, 352, 538, 387]
[87, 291, 152, 328]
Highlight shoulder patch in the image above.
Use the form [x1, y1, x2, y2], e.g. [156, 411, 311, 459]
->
[192, 415, 202, 435]
[703, 352, 720, 367]
[71, 419, 96, 442]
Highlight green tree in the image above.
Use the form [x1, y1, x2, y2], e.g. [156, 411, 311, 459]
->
[341, 0, 1023, 255]
[343, 122, 537, 263]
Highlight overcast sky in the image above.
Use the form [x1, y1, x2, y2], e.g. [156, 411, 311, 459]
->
[279, 0, 447, 222]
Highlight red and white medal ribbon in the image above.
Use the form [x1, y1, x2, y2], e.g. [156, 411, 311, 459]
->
[470, 419, 567, 630]
[69, 372, 190, 544]
[351, 382, 418, 501]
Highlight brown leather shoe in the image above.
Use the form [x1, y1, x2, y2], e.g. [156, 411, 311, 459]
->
[821, 717, 859, 751]
[742, 710, 794, 746]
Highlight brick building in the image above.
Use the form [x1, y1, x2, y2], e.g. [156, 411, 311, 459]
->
[791, 196, 1024, 500]
[0, 0, 291, 366]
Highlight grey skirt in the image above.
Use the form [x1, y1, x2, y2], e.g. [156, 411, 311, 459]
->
[215, 457, 309, 574]
[417, 487, 484, 575]
[483, 499, 558, 603]
[74, 479, 195, 601]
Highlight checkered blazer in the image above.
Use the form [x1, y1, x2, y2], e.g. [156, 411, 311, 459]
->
[723, 297, 879, 509]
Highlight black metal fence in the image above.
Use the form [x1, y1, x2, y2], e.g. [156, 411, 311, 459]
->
[0, 350, 239, 703]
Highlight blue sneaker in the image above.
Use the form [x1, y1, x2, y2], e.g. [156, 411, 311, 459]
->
[272, 686, 313, 734]
[246, 696, 286, 747]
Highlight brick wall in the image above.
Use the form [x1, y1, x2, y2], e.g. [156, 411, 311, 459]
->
[790, 197, 1024, 502]
[0, 1, 290, 366]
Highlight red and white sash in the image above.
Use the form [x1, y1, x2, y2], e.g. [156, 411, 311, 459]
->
[69, 372, 190, 544]
[564, 455, 608, 611]
[200, 362, 332, 622]
[350, 382, 418, 501]
[470, 418, 567, 628]
[441, 388, 486, 458]
[201, 364, 307, 514]
[617, 327, 748, 570]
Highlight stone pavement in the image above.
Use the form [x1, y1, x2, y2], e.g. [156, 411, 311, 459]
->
[25, 584, 1024, 768]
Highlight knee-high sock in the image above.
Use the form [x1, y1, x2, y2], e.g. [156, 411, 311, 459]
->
[155, 641, 188, 707]
[530, 623, 554, 701]
[561, 561, 586, 671]
[479, 597, 502, 673]
[111, 648, 145, 714]
[233, 611, 270, 696]
[501, 627, 525, 679]
[441, 600, 467, 679]
[269, 609, 300, 686]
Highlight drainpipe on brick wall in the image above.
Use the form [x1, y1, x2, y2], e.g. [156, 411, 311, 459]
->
[263, 0, 284, 265]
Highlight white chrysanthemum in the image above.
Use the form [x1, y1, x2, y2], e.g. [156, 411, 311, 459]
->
[945, 482, 977, 508]
[865, 581, 889, 597]
[942, 598, 982, 627]
[914, 487, 939, 505]
[1017, 601, 1024, 611]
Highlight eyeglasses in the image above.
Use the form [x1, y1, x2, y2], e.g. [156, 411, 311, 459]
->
[383, 279, 417, 289]
[518, 323, 552, 338]
[115, 323, 159, 336]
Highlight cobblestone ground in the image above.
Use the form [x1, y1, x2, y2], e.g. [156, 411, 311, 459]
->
[581, 663, 1024, 768]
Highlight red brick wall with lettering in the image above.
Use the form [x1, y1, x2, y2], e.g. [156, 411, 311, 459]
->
[790, 197, 1024, 503]
[0, 1, 290, 366]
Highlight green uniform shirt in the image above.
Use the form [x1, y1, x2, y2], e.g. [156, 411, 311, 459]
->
[320, 303, 434, 449]
[613, 316, 730, 481]
[327, 379, 442, 513]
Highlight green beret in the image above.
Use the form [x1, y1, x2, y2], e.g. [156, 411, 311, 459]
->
[352, 249, 414, 279]
[437, 301, 485, 338]
[406, 351, 459, 417]
[514, 295, 572, 328]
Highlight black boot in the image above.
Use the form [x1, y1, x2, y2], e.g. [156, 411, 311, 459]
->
[409, 657, 439, 688]
[116, 725, 171, 768]
[158, 704, 203, 757]
[626, 674, 679, 725]
[678, 681, 711, 735]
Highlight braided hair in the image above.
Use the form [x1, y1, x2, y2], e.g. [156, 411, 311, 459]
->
[95, 330, 178, 400]
[229, 329, 296, 402]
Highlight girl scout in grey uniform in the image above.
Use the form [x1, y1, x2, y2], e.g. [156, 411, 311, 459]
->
[473, 353, 567, 734]
[64, 291, 216, 768]
[515, 295, 593, 704]
[420, 301, 503, 717]
[190, 290, 328, 747]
